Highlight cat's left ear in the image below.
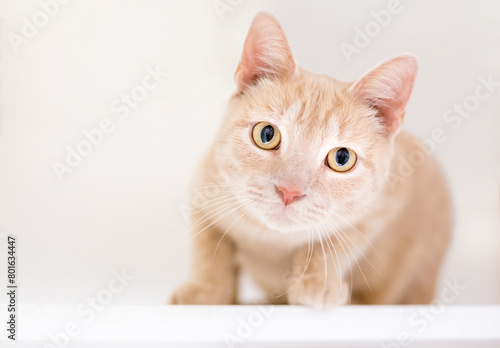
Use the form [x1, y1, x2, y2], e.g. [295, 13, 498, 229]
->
[234, 12, 296, 91]
[349, 54, 419, 137]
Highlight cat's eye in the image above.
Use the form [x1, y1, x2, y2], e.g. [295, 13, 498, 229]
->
[326, 147, 357, 172]
[252, 122, 281, 150]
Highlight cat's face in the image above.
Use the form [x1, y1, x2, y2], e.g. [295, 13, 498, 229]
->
[216, 73, 390, 232]
[214, 12, 417, 233]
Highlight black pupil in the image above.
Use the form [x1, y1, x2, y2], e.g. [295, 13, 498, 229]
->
[336, 148, 350, 166]
[261, 125, 275, 143]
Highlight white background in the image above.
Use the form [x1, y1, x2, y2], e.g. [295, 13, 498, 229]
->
[0, 0, 498, 306]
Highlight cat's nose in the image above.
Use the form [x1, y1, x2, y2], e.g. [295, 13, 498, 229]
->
[276, 185, 306, 206]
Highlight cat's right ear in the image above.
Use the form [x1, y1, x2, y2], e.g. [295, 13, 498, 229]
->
[349, 54, 419, 137]
[234, 12, 296, 91]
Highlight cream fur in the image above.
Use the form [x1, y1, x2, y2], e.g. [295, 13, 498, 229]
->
[170, 12, 451, 306]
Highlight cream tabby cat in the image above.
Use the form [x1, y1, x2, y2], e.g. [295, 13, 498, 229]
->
[170, 12, 451, 306]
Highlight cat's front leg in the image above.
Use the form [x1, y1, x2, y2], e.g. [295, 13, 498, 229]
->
[170, 219, 237, 304]
[287, 241, 350, 308]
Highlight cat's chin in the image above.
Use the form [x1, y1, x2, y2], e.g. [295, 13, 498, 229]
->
[257, 206, 311, 234]
[267, 221, 305, 234]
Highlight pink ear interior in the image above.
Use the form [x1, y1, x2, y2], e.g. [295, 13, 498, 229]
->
[235, 12, 296, 90]
[350, 54, 419, 136]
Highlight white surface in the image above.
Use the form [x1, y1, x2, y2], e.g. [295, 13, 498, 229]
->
[0, 0, 499, 306]
[1, 305, 500, 347]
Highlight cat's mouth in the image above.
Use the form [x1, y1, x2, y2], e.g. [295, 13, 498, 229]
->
[259, 198, 310, 232]
[263, 210, 299, 232]
[246, 184, 313, 231]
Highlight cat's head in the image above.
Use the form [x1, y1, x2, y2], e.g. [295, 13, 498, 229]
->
[214, 12, 418, 233]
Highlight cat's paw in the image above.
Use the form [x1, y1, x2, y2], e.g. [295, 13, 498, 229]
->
[169, 281, 234, 305]
[287, 277, 350, 308]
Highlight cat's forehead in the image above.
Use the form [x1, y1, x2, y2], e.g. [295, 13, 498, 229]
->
[247, 76, 374, 141]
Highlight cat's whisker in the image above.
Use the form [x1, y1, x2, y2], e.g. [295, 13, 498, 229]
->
[330, 230, 354, 305]
[319, 225, 342, 282]
[190, 188, 246, 198]
[305, 230, 314, 278]
[213, 209, 251, 259]
[190, 200, 246, 231]
[330, 211, 384, 264]
[187, 196, 254, 237]
[328, 217, 384, 280]
[191, 182, 246, 190]
[316, 228, 329, 304]
[161, 199, 251, 254]
[189, 200, 254, 242]
[188, 193, 252, 227]
[192, 190, 248, 208]
[273, 229, 314, 299]
[337, 230, 373, 293]
[190, 192, 249, 218]
[326, 221, 380, 292]
[319, 226, 342, 297]
[313, 195, 369, 290]
[320, 223, 352, 304]
[136, 193, 249, 248]
[324, 218, 374, 293]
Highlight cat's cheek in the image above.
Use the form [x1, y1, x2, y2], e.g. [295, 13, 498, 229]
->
[319, 170, 377, 214]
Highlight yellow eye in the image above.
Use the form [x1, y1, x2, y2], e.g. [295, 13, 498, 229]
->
[326, 147, 357, 172]
[252, 122, 281, 150]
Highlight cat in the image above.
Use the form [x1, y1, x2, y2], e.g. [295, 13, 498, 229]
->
[170, 11, 451, 306]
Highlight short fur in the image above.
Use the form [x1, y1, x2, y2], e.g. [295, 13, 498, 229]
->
[170, 12, 451, 306]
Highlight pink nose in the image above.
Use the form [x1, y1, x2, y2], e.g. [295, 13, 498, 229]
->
[276, 186, 305, 206]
